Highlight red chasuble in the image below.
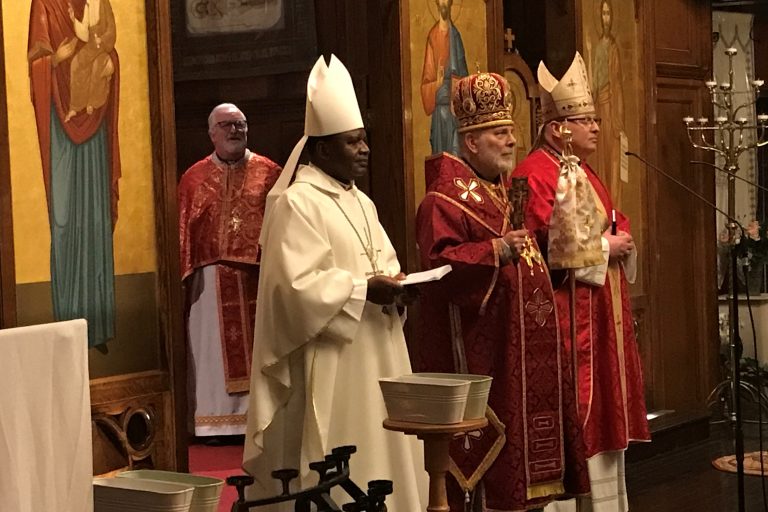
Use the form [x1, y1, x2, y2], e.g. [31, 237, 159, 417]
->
[178, 152, 281, 393]
[28, 0, 121, 224]
[513, 148, 650, 458]
[414, 153, 589, 511]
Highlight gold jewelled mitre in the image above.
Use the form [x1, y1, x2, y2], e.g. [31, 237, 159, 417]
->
[452, 72, 514, 133]
[538, 52, 595, 123]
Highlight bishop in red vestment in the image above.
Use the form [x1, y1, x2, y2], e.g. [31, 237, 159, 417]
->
[414, 72, 589, 512]
[178, 103, 281, 436]
[513, 53, 649, 512]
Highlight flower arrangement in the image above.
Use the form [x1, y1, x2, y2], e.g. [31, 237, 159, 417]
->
[718, 220, 768, 294]
[739, 220, 768, 269]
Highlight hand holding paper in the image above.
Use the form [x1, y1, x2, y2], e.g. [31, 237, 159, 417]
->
[399, 265, 452, 286]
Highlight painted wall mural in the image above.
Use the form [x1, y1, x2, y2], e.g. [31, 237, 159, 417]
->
[4, 0, 157, 348]
[581, 0, 645, 292]
[407, 0, 489, 204]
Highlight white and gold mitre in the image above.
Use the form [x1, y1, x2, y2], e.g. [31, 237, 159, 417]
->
[261, 55, 364, 242]
[305, 54, 364, 136]
[538, 52, 595, 123]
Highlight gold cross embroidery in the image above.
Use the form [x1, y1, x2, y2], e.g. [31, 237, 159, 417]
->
[454, 178, 483, 203]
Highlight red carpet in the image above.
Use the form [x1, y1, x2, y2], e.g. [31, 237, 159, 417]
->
[189, 443, 245, 512]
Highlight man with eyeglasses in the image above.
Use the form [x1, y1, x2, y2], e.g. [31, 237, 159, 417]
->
[178, 103, 281, 440]
[513, 53, 650, 512]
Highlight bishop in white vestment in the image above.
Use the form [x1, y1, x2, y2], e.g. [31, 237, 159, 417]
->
[243, 55, 426, 511]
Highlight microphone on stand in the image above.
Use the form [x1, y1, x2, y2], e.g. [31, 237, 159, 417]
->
[690, 159, 768, 193]
[626, 150, 750, 512]
[624, 151, 745, 234]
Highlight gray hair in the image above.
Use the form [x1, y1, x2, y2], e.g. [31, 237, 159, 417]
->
[208, 103, 242, 131]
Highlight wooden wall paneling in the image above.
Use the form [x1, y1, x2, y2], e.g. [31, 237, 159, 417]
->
[145, 0, 187, 471]
[364, 0, 412, 271]
[399, 0, 418, 273]
[654, 0, 711, 79]
[0, 0, 15, 328]
[644, 0, 718, 414]
[649, 79, 717, 409]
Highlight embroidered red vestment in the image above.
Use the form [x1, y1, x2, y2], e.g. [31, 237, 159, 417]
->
[178, 152, 281, 393]
[513, 148, 650, 457]
[414, 153, 589, 511]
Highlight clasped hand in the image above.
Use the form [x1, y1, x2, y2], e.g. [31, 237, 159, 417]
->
[604, 228, 635, 261]
[502, 228, 530, 258]
[366, 273, 419, 306]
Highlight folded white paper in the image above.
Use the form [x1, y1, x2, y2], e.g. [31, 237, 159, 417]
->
[400, 265, 452, 286]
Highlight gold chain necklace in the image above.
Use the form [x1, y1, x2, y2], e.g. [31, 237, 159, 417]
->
[330, 192, 383, 276]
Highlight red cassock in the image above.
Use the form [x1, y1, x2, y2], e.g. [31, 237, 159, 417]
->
[178, 153, 281, 393]
[512, 147, 650, 458]
[414, 153, 589, 511]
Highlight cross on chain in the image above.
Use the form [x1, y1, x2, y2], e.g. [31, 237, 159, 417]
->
[362, 226, 383, 276]
[363, 245, 383, 276]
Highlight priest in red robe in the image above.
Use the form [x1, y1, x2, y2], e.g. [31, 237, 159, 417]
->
[513, 53, 650, 512]
[178, 103, 281, 437]
[414, 71, 589, 512]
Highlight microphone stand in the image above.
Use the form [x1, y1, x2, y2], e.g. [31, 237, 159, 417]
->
[689, 160, 768, 428]
[627, 151, 748, 512]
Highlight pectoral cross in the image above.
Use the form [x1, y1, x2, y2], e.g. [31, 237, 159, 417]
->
[520, 236, 545, 275]
[363, 245, 383, 276]
[362, 226, 383, 276]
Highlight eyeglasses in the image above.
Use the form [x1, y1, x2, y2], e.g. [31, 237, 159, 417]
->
[216, 120, 248, 131]
[564, 116, 602, 127]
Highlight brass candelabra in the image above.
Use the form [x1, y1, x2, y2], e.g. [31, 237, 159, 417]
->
[684, 45, 768, 512]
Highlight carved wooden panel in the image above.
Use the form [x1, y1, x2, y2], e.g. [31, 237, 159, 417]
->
[648, 79, 718, 409]
[654, 0, 711, 79]
[91, 370, 175, 474]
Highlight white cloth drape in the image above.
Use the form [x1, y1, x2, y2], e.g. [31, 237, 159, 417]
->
[0, 319, 93, 512]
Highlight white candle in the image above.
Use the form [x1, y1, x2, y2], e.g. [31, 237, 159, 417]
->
[683, 116, 694, 124]
[758, 114, 768, 122]
[698, 117, 709, 124]
[715, 117, 727, 123]
[753, 79, 765, 87]
[705, 80, 718, 88]
[738, 117, 748, 124]
[726, 47, 738, 55]
[721, 82, 731, 89]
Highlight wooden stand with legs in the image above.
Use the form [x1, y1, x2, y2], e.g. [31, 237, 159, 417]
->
[383, 418, 488, 512]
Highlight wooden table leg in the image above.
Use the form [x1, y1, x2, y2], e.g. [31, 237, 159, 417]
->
[421, 433, 452, 512]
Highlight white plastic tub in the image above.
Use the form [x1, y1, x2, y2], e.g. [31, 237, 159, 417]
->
[412, 373, 492, 420]
[379, 375, 470, 424]
[93, 477, 194, 512]
[116, 470, 223, 512]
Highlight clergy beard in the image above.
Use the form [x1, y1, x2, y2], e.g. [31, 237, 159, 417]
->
[474, 152, 515, 181]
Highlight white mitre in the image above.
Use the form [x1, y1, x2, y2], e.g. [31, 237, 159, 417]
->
[261, 54, 364, 240]
[538, 52, 595, 123]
